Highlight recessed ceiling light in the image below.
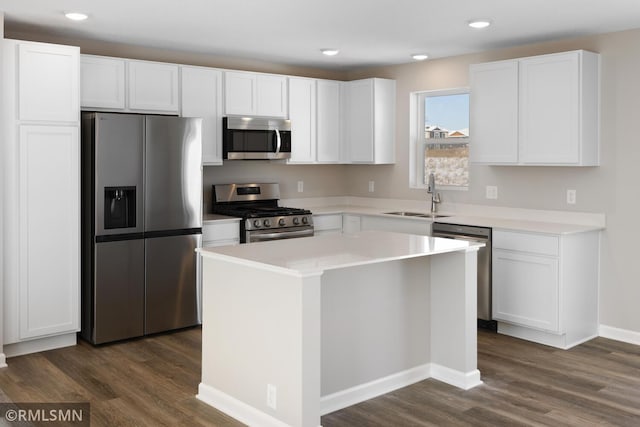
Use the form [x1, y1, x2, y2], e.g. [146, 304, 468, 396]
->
[468, 20, 491, 29]
[321, 49, 340, 56]
[65, 12, 88, 21]
[412, 54, 429, 61]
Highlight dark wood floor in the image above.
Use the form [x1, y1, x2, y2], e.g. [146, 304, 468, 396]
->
[0, 328, 639, 426]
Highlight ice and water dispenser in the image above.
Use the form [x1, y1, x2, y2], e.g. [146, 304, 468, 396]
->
[104, 186, 136, 229]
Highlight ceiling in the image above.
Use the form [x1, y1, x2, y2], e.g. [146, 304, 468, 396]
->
[2, 0, 640, 70]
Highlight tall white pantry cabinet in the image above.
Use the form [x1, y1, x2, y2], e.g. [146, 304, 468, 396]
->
[2, 39, 80, 357]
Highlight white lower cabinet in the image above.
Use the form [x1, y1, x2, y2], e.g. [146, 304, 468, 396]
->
[202, 221, 240, 247]
[342, 214, 362, 234]
[492, 229, 599, 349]
[493, 249, 559, 332]
[17, 126, 80, 340]
[312, 214, 342, 236]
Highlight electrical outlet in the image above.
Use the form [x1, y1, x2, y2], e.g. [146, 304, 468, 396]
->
[297, 181, 304, 193]
[368, 181, 375, 193]
[486, 185, 498, 200]
[267, 384, 277, 409]
[567, 189, 577, 205]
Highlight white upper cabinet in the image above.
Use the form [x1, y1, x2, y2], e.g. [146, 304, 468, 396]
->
[519, 51, 599, 165]
[181, 66, 224, 165]
[316, 79, 341, 163]
[470, 50, 599, 166]
[256, 74, 288, 117]
[342, 78, 396, 164]
[128, 60, 180, 113]
[80, 55, 126, 109]
[469, 60, 519, 164]
[18, 41, 80, 123]
[224, 71, 288, 117]
[80, 55, 179, 113]
[288, 77, 317, 163]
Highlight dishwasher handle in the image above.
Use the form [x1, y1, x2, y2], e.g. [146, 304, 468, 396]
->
[433, 232, 489, 243]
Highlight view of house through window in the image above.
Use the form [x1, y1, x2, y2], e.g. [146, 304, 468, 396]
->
[423, 92, 469, 187]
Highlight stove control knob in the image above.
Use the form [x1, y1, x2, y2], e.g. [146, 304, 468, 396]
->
[264, 219, 271, 227]
[278, 218, 286, 226]
[293, 217, 300, 225]
[252, 220, 261, 228]
[302, 216, 309, 225]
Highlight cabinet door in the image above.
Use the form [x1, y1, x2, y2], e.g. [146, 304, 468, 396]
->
[317, 80, 341, 162]
[288, 77, 316, 163]
[342, 214, 362, 234]
[224, 71, 256, 115]
[18, 125, 79, 339]
[344, 79, 374, 163]
[519, 52, 580, 164]
[181, 66, 224, 165]
[128, 60, 179, 112]
[493, 249, 559, 332]
[469, 60, 519, 164]
[18, 42, 79, 122]
[80, 55, 126, 109]
[256, 74, 288, 117]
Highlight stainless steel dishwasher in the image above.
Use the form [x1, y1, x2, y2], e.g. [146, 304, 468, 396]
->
[431, 222, 496, 331]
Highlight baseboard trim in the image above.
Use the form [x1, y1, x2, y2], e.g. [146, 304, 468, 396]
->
[599, 324, 640, 346]
[430, 364, 483, 390]
[197, 383, 292, 427]
[320, 363, 431, 415]
[320, 363, 482, 416]
[4, 333, 77, 358]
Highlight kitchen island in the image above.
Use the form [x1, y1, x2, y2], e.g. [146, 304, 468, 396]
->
[197, 231, 483, 427]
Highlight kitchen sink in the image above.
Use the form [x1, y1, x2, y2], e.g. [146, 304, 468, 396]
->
[384, 211, 449, 219]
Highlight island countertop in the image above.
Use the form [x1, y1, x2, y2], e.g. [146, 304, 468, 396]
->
[197, 230, 483, 276]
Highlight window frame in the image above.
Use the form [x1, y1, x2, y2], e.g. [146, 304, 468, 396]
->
[409, 87, 470, 190]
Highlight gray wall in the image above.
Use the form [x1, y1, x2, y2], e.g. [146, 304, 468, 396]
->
[203, 163, 348, 213]
[345, 29, 640, 335]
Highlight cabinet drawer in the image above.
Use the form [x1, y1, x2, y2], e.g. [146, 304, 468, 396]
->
[203, 222, 239, 242]
[313, 214, 342, 231]
[494, 230, 558, 256]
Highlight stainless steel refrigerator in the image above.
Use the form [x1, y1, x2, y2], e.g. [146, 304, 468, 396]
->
[81, 112, 202, 344]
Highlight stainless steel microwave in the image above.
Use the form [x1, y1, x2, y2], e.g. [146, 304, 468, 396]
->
[222, 117, 292, 160]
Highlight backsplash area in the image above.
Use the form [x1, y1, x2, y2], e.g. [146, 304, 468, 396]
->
[202, 162, 348, 213]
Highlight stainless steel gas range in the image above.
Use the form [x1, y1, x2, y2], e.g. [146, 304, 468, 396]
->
[211, 183, 314, 243]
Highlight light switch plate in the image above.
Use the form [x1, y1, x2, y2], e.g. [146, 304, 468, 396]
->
[368, 181, 375, 193]
[297, 181, 304, 193]
[567, 189, 576, 204]
[486, 185, 498, 200]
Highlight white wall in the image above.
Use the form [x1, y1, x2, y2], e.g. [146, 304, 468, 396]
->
[344, 29, 640, 336]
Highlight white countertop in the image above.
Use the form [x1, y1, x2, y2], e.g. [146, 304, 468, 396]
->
[202, 198, 605, 235]
[309, 205, 603, 235]
[198, 230, 482, 275]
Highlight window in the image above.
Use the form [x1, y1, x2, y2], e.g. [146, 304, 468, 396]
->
[410, 88, 470, 189]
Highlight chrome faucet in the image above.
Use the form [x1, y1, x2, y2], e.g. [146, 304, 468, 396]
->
[427, 172, 441, 214]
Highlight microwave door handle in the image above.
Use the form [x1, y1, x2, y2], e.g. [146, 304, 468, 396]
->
[274, 129, 281, 155]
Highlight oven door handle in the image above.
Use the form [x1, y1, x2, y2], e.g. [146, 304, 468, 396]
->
[274, 129, 281, 155]
[250, 228, 314, 242]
